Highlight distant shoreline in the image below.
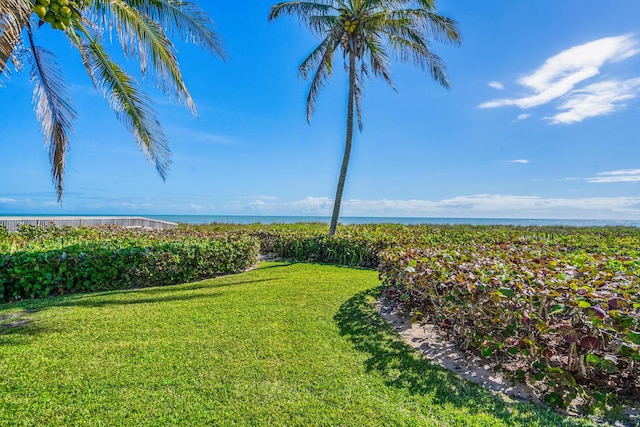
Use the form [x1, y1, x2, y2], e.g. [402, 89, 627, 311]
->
[2, 214, 639, 228]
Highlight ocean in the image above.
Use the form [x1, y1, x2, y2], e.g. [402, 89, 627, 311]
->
[2, 214, 639, 227]
[145, 215, 640, 228]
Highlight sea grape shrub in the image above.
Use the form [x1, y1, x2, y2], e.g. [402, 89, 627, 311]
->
[0, 229, 259, 301]
[378, 244, 640, 410]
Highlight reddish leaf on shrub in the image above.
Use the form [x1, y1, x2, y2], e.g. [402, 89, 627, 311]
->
[559, 325, 580, 343]
[608, 297, 630, 310]
[585, 306, 606, 320]
[580, 336, 601, 350]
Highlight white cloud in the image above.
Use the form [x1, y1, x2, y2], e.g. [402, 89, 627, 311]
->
[548, 78, 640, 124]
[488, 81, 504, 90]
[587, 169, 640, 183]
[224, 194, 640, 220]
[479, 34, 640, 123]
[226, 196, 333, 214]
[508, 160, 529, 164]
[517, 114, 532, 120]
[0, 198, 16, 204]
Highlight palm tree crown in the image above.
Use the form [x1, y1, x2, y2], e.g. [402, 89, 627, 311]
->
[1, 0, 224, 200]
[270, 0, 461, 235]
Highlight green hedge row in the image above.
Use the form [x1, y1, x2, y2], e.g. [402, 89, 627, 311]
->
[0, 231, 259, 301]
[251, 229, 386, 268]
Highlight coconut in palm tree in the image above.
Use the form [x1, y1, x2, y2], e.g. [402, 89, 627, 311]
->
[0, 0, 225, 200]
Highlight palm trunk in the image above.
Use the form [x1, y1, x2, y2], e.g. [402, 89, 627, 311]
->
[329, 50, 357, 236]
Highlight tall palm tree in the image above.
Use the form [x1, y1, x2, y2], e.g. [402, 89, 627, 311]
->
[269, 0, 461, 235]
[0, 0, 224, 201]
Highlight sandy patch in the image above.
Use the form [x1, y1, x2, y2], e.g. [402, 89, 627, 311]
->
[376, 294, 544, 405]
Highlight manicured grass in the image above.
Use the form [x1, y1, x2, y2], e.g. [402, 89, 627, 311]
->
[0, 263, 594, 426]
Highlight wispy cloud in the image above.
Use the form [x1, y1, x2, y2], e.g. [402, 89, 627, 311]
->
[517, 114, 532, 121]
[507, 160, 529, 164]
[0, 198, 17, 204]
[587, 169, 640, 183]
[548, 78, 640, 124]
[479, 34, 640, 123]
[488, 81, 504, 90]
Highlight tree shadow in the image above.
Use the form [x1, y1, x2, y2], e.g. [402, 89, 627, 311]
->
[0, 276, 282, 343]
[0, 309, 44, 345]
[52, 292, 224, 309]
[334, 288, 589, 427]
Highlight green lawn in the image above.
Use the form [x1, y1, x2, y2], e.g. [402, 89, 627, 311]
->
[0, 262, 595, 426]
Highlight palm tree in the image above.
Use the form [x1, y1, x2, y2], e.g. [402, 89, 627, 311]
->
[269, 0, 461, 235]
[0, 0, 224, 201]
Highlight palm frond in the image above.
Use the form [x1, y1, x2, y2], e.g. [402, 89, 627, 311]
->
[385, 31, 449, 88]
[269, 1, 337, 36]
[363, 32, 394, 89]
[0, 0, 31, 74]
[122, 0, 225, 59]
[73, 22, 171, 180]
[304, 33, 341, 122]
[383, 8, 461, 44]
[90, 0, 197, 114]
[26, 24, 77, 201]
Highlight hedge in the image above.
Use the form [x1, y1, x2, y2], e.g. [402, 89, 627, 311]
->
[0, 229, 259, 301]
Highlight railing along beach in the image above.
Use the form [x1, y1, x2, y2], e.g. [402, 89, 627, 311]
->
[0, 217, 178, 232]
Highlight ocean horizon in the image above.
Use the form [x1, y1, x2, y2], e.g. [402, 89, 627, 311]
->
[3, 214, 639, 228]
[150, 215, 640, 227]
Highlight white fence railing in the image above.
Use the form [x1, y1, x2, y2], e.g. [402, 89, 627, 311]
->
[0, 217, 178, 232]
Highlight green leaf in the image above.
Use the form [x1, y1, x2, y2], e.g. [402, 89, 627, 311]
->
[480, 347, 494, 358]
[585, 354, 600, 366]
[628, 330, 640, 345]
[498, 287, 514, 298]
[577, 300, 591, 308]
[550, 304, 565, 315]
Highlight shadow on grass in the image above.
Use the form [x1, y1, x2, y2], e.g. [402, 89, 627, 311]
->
[0, 310, 47, 345]
[53, 292, 225, 308]
[125, 276, 283, 296]
[0, 276, 281, 342]
[4, 277, 282, 312]
[334, 288, 588, 427]
[256, 262, 294, 270]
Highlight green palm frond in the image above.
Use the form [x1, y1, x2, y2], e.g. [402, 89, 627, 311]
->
[26, 24, 77, 201]
[363, 32, 394, 88]
[269, 1, 337, 36]
[299, 31, 341, 122]
[272, 0, 461, 120]
[72, 22, 171, 180]
[0, 0, 31, 74]
[88, 0, 196, 114]
[386, 32, 449, 87]
[122, 0, 225, 59]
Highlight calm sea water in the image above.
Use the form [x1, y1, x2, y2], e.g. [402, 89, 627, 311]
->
[2, 214, 639, 227]
[147, 215, 640, 228]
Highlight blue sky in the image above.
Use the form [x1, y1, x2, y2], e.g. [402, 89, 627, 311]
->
[2, 0, 640, 219]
